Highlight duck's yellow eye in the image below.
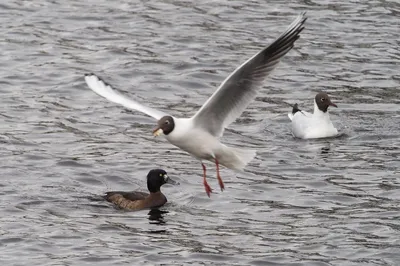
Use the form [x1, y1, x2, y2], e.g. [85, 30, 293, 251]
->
[159, 173, 163, 177]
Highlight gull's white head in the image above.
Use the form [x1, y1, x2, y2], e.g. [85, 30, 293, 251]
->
[152, 116, 175, 137]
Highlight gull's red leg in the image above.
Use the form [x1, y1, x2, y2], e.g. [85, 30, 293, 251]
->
[202, 163, 212, 197]
[215, 158, 225, 191]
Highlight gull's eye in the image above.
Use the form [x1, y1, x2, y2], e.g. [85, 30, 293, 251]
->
[165, 120, 170, 125]
[321, 98, 325, 102]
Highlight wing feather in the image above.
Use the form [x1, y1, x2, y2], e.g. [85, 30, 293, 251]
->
[84, 74, 168, 120]
[192, 13, 307, 137]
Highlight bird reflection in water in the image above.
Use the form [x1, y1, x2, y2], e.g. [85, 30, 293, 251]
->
[148, 209, 169, 225]
[320, 145, 330, 155]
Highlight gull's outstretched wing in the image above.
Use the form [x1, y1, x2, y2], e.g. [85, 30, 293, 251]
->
[85, 74, 168, 120]
[191, 13, 307, 137]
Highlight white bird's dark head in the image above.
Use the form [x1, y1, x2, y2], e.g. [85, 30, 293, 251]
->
[315, 92, 337, 113]
[153, 116, 175, 136]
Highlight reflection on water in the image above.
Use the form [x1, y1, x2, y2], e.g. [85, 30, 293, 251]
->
[320, 144, 330, 155]
[148, 209, 168, 225]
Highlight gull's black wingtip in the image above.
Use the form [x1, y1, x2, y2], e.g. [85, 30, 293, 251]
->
[292, 103, 301, 114]
[84, 73, 96, 77]
[297, 12, 308, 29]
[298, 11, 307, 20]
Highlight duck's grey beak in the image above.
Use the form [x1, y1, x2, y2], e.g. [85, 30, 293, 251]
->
[152, 126, 163, 137]
[164, 174, 179, 185]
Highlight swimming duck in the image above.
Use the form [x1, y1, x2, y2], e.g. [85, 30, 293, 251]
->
[288, 92, 338, 139]
[104, 169, 177, 211]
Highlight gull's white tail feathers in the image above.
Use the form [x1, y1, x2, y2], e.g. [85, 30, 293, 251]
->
[218, 146, 257, 171]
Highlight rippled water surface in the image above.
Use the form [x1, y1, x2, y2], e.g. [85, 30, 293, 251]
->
[1, 0, 399, 265]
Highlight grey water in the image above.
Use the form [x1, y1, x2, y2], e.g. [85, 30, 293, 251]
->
[1, 0, 399, 265]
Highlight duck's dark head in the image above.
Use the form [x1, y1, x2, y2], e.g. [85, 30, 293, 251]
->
[315, 92, 337, 113]
[152, 116, 175, 136]
[147, 169, 177, 193]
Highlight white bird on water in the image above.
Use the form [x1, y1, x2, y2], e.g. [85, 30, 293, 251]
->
[85, 13, 307, 197]
[288, 92, 338, 139]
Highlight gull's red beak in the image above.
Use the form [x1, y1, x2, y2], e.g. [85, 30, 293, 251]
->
[329, 101, 338, 108]
[152, 126, 163, 137]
